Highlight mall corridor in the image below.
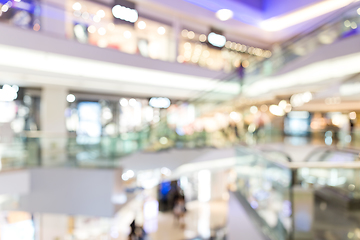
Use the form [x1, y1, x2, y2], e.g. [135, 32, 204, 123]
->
[1, 0, 360, 240]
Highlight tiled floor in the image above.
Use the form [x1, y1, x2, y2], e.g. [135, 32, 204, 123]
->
[148, 201, 228, 240]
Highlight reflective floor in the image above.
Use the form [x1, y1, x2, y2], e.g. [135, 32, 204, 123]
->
[149, 201, 228, 240]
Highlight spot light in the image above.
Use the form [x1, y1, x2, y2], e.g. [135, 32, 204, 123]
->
[123, 30, 132, 39]
[208, 32, 226, 48]
[120, 98, 128, 107]
[157, 27, 166, 35]
[67, 94, 76, 103]
[96, 9, 105, 18]
[349, 112, 357, 120]
[72, 2, 81, 11]
[112, 5, 138, 23]
[1, 4, 9, 12]
[199, 34, 207, 42]
[98, 27, 106, 35]
[216, 9, 233, 21]
[137, 21, 146, 29]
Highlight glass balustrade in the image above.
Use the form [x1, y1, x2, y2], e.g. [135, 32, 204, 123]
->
[233, 146, 360, 240]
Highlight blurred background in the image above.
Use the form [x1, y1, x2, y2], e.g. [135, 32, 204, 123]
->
[1, 0, 360, 239]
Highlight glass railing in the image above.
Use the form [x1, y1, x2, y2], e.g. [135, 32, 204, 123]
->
[233, 146, 360, 240]
[234, 147, 293, 240]
[245, 1, 360, 82]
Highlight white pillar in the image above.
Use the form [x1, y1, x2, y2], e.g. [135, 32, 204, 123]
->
[41, 87, 67, 134]
[40, 0, 67, 38]
[40, 86, 68, 165]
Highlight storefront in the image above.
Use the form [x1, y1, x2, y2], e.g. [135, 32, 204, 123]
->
[66, 0, 173, 61]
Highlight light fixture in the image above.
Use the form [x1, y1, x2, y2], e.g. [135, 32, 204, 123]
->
[260, 0, 354, 31]
[112, 5, 138, 23]
[344, 20, 351, 27]
[67, 94, 76, 103]
[1, 4, 9, 12]
[157, 26, 166, 35]
[229, 111, 241, 122]
[149, 97, 171, 108]
[120, 98, 128, 107]
[351, 22, 358, 29]
[98, 27, 106, 35]
[199, 34, 207, 42]
[208, 32, 226, 48]
[123, 30, 131, 39]
[0, 84, 18, 101]
[72, 2, 81, 11]
[96, 9, 105, 18]
[250, 106, 258, 114]
[187, 31, 195, 39]
[278, 100, 287, 109]
[216, 9, 234, 21]
[181, 29, 188, 37]
[129, 98, 137, 106]
[93, 15, 101, 23]
[126, 170, 134, 178]
[269, 105, 285, 116]
[137, 21, 146, 29]
[349, 112, 357, 120]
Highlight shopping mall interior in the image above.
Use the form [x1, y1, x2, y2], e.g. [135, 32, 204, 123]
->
[1, 0, 360, 239]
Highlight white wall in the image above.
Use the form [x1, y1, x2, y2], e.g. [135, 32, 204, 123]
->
[19, 168, 116, 217]
[0, 170, 30, 195]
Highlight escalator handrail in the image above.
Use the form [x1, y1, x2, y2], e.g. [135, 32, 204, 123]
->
[303, 146, 360, 162]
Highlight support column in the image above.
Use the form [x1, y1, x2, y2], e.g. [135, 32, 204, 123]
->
[40, 86, 68, 165]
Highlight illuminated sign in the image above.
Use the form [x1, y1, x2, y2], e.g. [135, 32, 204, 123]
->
[0, 84, 19, 102]
[149, 97, 171, 109]
[112, 0, 138, 23]
[208, 32, 226, 48]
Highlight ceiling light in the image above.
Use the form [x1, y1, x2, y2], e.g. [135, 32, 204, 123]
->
[208, 32, 226, 48]
[72, 2, 81, 11]
[216, 9, 234, 21]
[123, 30, 131, 39]
[96, 9, 105, 18]
[120, 98, 128, 107]
[98, 27, 106, 35]
[250, 106, 258, 114]
[199, 34, 207, 42]
[87, 25, 96, 33]
[112, 5, 138, 23]
[157, 27, 166, 35]
[260, 0, 354, 31]
[67, 94, 76, 103]
[93, 15, 101, 23]
[149, 97, 171, 108]
[1, 5, 9, 12]
[137, 21, 146, 29]
[269, 105, 285, 116]
[187, 31, 195, 39]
